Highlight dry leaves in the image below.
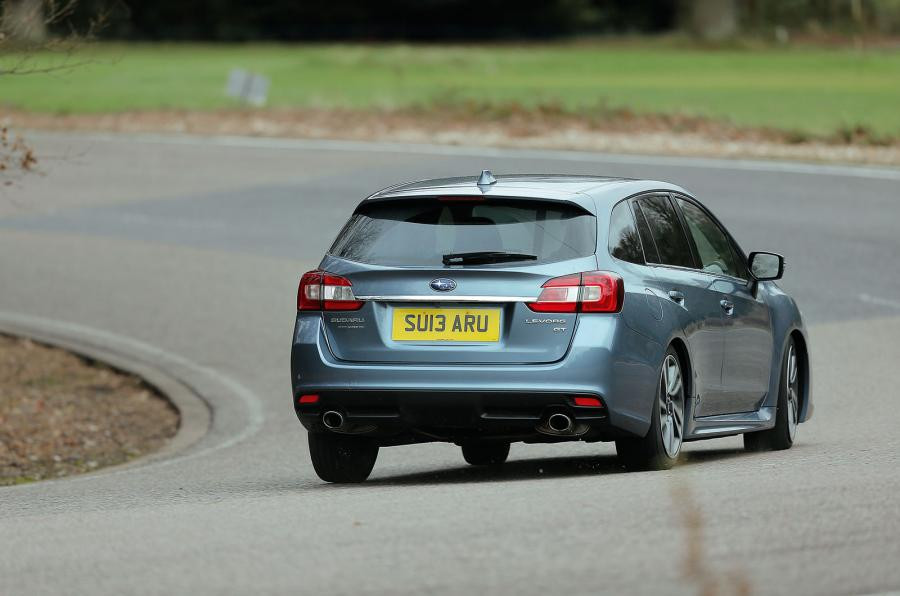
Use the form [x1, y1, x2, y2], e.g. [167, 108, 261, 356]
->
[0, 334, 178, 485]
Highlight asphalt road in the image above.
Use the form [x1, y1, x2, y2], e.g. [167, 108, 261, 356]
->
[2, 132, 899, 596]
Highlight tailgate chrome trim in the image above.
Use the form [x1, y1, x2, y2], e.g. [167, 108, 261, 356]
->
[355, 295, 533, 303]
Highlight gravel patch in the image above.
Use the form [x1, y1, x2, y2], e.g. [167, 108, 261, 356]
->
[6, 107, 900, 166]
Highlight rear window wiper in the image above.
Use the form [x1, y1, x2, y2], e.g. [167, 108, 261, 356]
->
[442, 251, 539, 266]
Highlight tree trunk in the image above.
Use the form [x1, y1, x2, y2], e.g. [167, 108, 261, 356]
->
[681, 0, 738, 41]
[2, 0, 47, 44]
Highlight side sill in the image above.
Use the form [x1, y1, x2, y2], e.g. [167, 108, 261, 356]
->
[685, 407, 776, 441]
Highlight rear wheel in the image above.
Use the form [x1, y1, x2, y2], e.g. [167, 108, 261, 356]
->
[744, 337, 800, 452]
[616, 347, 685, 471]
[308, 432, 379, 483]
[461, 442, 510, 466]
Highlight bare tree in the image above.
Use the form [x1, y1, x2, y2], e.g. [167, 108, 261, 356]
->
[0, 127, 36, 185]
[1, 0, 106, 184]
[1, 0, 102, 76]
[1, 0, 47, 43]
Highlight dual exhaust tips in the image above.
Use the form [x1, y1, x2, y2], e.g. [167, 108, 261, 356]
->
[324, 409, 578, 436]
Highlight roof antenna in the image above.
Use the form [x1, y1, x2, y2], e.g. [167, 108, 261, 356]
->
[477, 169, 497, 186]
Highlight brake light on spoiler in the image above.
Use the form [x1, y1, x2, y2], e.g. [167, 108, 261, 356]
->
[297, 270, 363, 311]
[526, 271, 624, 313]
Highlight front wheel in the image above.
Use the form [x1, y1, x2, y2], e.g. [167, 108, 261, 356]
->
[616, 346, 686, 471]
[744, 337, 800, 452]
[308, 432, 379, 483]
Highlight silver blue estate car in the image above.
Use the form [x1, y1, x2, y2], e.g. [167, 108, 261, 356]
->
[291, 172, 812, 483]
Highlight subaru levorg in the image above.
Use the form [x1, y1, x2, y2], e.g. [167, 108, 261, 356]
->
[291, 171, 811, 483]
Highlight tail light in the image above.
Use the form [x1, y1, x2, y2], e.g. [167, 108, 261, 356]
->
[527, 271, 624, 313]
[297, 270, 363, 311]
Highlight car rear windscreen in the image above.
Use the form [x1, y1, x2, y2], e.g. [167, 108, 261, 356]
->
[329, 198, 597, 267]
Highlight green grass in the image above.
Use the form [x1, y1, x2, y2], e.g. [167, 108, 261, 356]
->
[3, 42, 900, 136]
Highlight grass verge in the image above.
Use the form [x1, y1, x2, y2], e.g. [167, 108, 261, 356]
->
[2, 41, 900, 139]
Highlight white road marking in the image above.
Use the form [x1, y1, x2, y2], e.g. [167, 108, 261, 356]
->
[859, 293, 900, 310]
[28, 130, 900, 181]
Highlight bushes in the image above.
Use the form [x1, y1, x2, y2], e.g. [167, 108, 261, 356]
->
[743, 0, 900, 36]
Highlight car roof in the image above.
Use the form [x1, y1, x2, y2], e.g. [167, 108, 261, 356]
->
[361, 173, 691, 214]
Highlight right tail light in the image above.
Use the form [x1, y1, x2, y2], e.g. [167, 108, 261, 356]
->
[526, 271, 624, 313]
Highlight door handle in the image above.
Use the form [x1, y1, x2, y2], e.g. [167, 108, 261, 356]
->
[668, 290, 685, 303]
[720, 298, 734, 314]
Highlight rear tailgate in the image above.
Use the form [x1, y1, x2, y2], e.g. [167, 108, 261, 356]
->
[317, 194, 599, 364]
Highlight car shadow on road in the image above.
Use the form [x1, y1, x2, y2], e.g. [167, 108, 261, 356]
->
[678, 446, 754, 465]
[212, 447, 755, 495]
[363, 455, 624, 487]
[353, 446, 750, 488]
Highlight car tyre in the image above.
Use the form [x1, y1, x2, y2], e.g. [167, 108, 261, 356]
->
[308, 431, 379, 483]
[744, 337, 800, 452]
[616, 346, 685, 471]
[462, 442, 510, 466]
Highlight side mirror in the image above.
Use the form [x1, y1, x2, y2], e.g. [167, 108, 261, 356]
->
[748, 251, 784, 281]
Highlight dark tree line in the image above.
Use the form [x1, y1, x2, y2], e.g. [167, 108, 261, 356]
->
[4, 0, 900, 42]
[88, 0, 678, 41]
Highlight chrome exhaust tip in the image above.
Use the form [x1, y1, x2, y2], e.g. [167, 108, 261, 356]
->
[547, 413, 574, 433]
[322, 410, 344, 430]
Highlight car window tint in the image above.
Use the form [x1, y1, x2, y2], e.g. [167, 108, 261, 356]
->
[330, 198, 597, 267]
[608, 201, 644, 264]
[676, 198, 742, 278]
[636, 195, 694, 268]
[632, 200, 660, 264]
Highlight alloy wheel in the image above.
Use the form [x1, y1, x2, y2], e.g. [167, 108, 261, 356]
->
[659, 354, 685, 458]
[786, 343, 800, 440]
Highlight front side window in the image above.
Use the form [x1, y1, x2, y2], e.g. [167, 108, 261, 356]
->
[676, 198, 743, 278]
[635, 195, 695, 268]
[330, 198, 597, 267]
[608, 201, 644, 264]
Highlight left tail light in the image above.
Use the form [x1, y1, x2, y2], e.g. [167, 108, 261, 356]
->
[297, 270, 363, 311]
[526, 271, 624, 313]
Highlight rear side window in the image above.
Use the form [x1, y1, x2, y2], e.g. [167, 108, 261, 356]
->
[330, 198, 597, 267]
[632, 201, 661, 264]
[636, 195, 695, 268]
[608, 201, 644, 264]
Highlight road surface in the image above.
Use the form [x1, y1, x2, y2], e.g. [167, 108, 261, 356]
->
[2, 132, 899, 595]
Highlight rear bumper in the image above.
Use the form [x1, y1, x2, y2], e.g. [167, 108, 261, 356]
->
[291, 313, 665, 441]
[295, 390, 613, 443]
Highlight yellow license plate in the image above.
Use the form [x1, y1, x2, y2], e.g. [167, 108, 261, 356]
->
[392, 307, 501, 342]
